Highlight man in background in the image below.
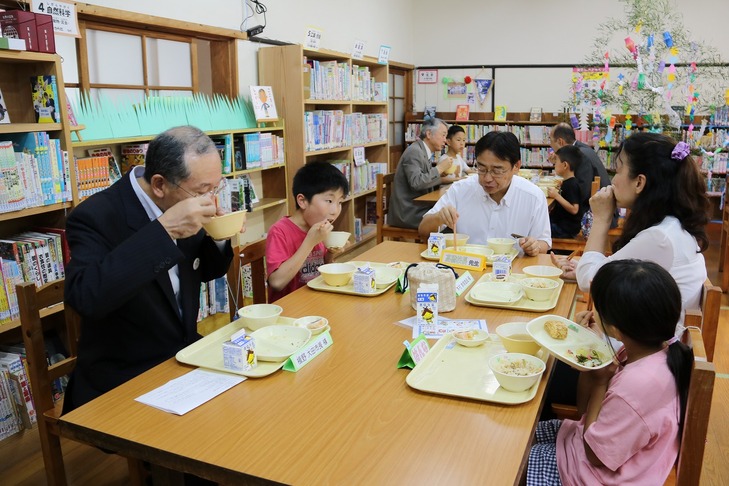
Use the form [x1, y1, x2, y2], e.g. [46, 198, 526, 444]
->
[63, 125, 235, 412]
[389, 118, 454, 228]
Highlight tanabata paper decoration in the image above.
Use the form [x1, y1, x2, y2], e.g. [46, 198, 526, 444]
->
[663, 31, 673, 48]
[464, 76, 472, 84]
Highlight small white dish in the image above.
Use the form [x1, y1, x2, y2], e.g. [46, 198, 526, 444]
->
[470, 282, 523, 304]
[452, 329, 489, 347]
[293, 316, 330, 335]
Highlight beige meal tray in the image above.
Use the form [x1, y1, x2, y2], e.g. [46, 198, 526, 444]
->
[406, 333, 543, 404]
[176, 316, 302, 378]
[465, 273, 564, 312]
[306, 261, 405, 296]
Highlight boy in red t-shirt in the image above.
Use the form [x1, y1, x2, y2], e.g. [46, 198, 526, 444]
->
[265, 162, 349, 302]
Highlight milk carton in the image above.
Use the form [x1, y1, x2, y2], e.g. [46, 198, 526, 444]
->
[416, 283, 439, 333]
[222, 328, 257, 372]
[427, 232, 445, 258]
[492, 255, 512, 281]
[353, 264, 376, 293]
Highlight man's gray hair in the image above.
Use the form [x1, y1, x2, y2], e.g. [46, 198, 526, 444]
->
[419, 117, 447, 140]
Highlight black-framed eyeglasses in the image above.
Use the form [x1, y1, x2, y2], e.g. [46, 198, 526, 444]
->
[171, 178, 227, 199]
[475, 164, 510, 177]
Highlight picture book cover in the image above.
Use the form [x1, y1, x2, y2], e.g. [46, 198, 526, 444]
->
[120, 143, 148, 174]
[423, 105, 436, 120]
[455, 105, 470, 122]
[530, 107, 543, 122]
[250, 85, 278, 121]
[30, 75, 60, 123]
[0, 88, 9, 124]
[494, 105, 508, 122]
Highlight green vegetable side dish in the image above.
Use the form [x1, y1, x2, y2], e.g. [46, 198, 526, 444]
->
[567, 347, 607, 367]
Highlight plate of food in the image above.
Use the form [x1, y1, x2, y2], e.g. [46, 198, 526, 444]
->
[525, 315, 614, 370]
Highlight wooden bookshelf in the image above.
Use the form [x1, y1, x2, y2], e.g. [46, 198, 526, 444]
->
[0, 51, 76, 339]
[258, 45, 389, 252]
[70, 124, 289, 246]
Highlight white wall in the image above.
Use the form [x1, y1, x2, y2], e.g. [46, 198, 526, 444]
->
[411, 0, 729, 113]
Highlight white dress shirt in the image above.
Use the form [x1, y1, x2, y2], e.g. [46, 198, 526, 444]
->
[576, 216, 706, 332]
[425, 173, 552, 249]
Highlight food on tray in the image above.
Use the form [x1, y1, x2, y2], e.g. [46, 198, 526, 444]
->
[306, 318, 327, 331]
[491, 357, 543, 376]
[544, 320, 568, 340]
[567, 347, 608, 367]
[454, 330, 476, 340]
[526, 280, 550, 289]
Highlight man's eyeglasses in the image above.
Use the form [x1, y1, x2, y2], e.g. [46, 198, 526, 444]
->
[475, 165, 510, 177]
[171, 178, 228, 199]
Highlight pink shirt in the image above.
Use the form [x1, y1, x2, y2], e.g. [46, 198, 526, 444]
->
[266, 217, 325, 302]
[557, 348, 680, 486]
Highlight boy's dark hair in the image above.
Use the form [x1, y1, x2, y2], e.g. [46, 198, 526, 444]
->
[292, 161, 349, 207]
[474, 131, 520, 165]
[591, 259, 693, 434]
[447, 125, 465, 139]
[555, 145, 583, 172]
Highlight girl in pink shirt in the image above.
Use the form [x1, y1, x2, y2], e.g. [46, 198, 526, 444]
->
[527, 259, 694, 485]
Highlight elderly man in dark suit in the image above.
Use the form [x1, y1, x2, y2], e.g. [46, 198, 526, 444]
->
[63, 125, 236, 412]
[388, 118, 454, 228]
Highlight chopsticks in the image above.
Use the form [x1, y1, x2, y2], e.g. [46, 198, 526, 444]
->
[453, 221, 458, 252]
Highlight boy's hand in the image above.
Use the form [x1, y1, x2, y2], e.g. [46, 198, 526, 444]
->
[306, 219, 333, 246]
[436, 157, 453, 175]
[547, 186, 559, 198]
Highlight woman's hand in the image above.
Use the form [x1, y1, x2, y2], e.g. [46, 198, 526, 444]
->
[589, 186, 616, 225]
[550, 252, 577, 280]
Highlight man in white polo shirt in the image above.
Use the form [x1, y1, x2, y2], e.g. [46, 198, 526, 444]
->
[418, 131, 551, 256]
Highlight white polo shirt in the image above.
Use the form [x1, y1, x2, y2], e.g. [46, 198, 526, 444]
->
[425, 174, 552, 249]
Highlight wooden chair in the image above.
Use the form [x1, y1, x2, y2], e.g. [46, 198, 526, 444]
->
[17, 281, 144, 486]
[665, 328, 716, 486]
[228, 238, 268, 321]
[718, 200, 729, 291]
[684, 278, 722, 362]
[376, 172, 421, 244]
[550, 176, 601, 252]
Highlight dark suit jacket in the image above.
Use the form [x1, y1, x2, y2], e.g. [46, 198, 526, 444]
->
[388, 139, 441, 228]
[574, 140, 616, 226]
[63, 171, 232, 412]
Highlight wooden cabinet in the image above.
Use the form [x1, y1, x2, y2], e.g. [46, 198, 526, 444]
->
[258, 45, 389, 255]
[0, 50, 75, 339]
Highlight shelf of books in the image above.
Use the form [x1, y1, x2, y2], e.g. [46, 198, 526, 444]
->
[405, 112, 564, 170]
[258, 44, 389, 253]
[0, 50, 76, 344]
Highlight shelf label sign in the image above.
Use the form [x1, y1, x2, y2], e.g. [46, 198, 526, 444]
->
[304, 27, 323, 50]
[353, 146, 366, 166]
[378, 45, 391, 65]
[31, 0, 80, 37]
[352, 39, 365, 60]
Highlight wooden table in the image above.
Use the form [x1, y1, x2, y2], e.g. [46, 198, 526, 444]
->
[58, 242, 577, 485]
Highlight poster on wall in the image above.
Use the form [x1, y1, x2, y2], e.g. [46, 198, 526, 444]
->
[446, 82, 467, 98]
[417, 69, 438, 84]
[250, 86, 278, 122]
[474, 79, 493, 105]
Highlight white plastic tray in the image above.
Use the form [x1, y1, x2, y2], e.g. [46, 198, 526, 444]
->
[465, 273, 563, 312]
[406, 333, 544, 404]
[526, 315, 614, 370]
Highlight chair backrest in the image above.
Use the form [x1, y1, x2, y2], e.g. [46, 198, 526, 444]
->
[684, 279, 721, 362]
[228, 238, 267, 321]
[673, 328, 715, 486]
[17, 280, 80, 486]
[376, 172, 393, 244]
[590, 176, 600, 197]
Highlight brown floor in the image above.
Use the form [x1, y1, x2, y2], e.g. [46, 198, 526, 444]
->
[2, 225, 728, 485]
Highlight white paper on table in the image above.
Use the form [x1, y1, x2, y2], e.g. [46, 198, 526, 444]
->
[135, 368, 246, 415]
[398, 316, 488, 339]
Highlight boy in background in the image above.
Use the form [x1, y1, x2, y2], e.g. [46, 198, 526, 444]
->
[548, 145, 585, 238]
[266, 161, 349, 302]
[440, 125, 473, 177]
